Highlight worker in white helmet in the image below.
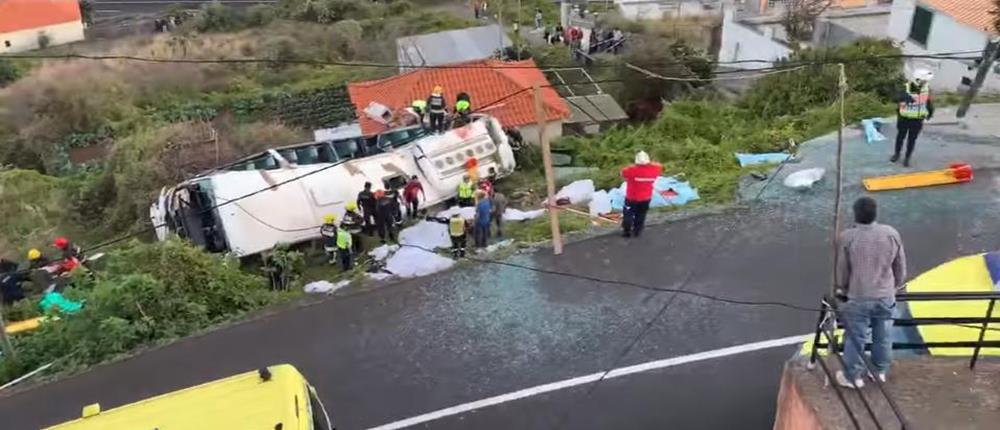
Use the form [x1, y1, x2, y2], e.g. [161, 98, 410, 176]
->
[620, 151, 662, 238]
[893, 68, 935, 167]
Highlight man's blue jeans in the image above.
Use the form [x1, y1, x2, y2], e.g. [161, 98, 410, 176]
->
[841, 297, 895, 380]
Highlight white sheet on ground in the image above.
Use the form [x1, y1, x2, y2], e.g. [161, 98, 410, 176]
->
[366, 272, 394, 281]
[504, 208, 545, 221]
[589, 190, 612, 216]
[368, 244, 400, 262]
[553, 179, 596, 204]
[385, 247, 455, 278]
[398, 221, 451, 250]
[483, 239, 514, 254]
[436, 206, 477, 220]
[783, 168, 826, 190]
[304, 280, 350, 294]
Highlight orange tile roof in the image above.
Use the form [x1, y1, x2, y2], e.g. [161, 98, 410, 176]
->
[347, 59, 571, 135]
[922, 0, 996, 33]
[0, 0, 81, 34]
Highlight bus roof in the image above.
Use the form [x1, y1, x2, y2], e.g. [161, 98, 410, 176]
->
[45, 364, 308, 430]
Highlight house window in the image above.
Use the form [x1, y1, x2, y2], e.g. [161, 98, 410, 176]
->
[908, 6, 933, 46]
[3, 41, 10, 48]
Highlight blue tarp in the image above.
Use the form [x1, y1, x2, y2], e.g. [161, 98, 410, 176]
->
[862, 118, 888, 144]
[735, 152, 791, 167]
[39, 291, 83, 315]
[985, 252, 1000, 289]
[609, 176, 700, 210]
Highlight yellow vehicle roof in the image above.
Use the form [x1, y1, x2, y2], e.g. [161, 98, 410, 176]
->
[45, 364, 310, 430]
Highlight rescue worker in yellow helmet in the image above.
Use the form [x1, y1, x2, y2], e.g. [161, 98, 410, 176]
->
[893, 68, 934, 167]
[427, 85, 447, 134]
[319, 214, 338, 265]
[27, 248, 49, 270]
[334, 221, 353, 271]
[342, 202, 365, 254]
[428, 212, 468, 258]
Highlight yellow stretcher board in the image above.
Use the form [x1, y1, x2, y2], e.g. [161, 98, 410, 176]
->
[863, 164, 973, 191]
[4, 316, 44, 334]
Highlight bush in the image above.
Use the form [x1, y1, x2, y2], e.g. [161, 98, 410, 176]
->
[742, 39, 903, 118]
[0, 58, 21, 87]
[1, 240, 276, 383]
[192, 2, 248, 32]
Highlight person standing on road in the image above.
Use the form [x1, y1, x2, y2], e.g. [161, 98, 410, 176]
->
[491, 190, 508, 237]
[835, 197, 906, 389]
[892, 69, 934, 168]
[357, 182, 377, 236]
[473, 190, 492, 248]
[620, 151, 662, 238]
[403, 175, 425, 219]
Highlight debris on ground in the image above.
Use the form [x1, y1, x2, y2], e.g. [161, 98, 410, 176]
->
[862, 118, 888, 144]
[366, 272, 394, 281]
[609, 176, 700, 210]
[304, 280, 350, 294]
[436, 206, 544, 221]
[482, 239, 515, 254]
[783, 167, 826, 190]
[735, 152, 792, 167]
[385, 247, 455, 278]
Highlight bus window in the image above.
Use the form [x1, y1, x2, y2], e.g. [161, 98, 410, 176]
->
[383, 174, 407, 191]
[315, 142, 338, 163]
[333, 139, 360, 160]
[254, 155, 278, 170]
[296, 145, 320, 165]
[278, 149, 299, 165]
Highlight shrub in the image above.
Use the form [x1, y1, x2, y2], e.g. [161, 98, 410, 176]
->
[192, 2, 248, 32]
[1, 240, 277, 383]
[742, 39, 903, 118]
[0, 58, 20, 87]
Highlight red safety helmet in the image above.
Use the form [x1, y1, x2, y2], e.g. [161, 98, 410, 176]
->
[54, 237, 70, 249]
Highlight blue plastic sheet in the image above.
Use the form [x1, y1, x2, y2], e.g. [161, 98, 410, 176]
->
[735, 152, 791, 167]
[609, 176, 700, 210]
[985, 251, 1000, 289]
[862, 118, 888, 144]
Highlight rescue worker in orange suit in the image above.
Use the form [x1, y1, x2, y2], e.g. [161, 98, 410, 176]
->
[892, 68, 934, 168]
[427, 86, 447, 133]
[621, 151, 662, 238]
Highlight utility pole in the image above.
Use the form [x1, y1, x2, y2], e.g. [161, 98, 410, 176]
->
[958, 38, 1000, 118]
[0, 306, 15, 361]
[831, 63, 847, 295]
[534, 83, 563, 255]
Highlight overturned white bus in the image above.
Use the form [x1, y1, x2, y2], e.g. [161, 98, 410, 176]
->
[150, 116, 516, 257]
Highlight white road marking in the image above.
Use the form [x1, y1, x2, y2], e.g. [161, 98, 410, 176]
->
[367, 333, 811, 430]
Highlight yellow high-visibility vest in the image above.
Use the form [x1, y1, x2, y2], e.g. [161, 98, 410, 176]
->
[449, 217, 465, 237]
[336, 229, 352, 250]
[457, 181, 474, 198]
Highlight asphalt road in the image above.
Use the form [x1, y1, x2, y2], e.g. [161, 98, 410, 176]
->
[1, 118, 998, 429]
[91, 0, 274, 15]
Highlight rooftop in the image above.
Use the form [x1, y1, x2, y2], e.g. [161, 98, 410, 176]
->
[921, 0, 995, 33]
[0, 0, 81, 34]
[396, 25, 511, 71]
[347, 59, 570, 135]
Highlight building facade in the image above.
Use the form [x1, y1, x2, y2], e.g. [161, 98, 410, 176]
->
[0, 0, 84, 54]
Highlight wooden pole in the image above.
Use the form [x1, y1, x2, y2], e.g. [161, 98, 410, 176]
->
[958, 38, 999, 118]
[534, 83, 563, 255]
[831, 63, 847, 295]
[0, 306, 15, 360]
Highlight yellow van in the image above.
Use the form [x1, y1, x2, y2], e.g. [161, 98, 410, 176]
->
[45, 364, 333, 430]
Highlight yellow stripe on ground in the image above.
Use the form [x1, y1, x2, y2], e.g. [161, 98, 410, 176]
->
[907, 254, 1000, 356]
[863, 169, 959, 191]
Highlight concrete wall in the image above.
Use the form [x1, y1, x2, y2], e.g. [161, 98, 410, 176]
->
[813, 11, 889, 47]
[616, 0, 720, 20]
[888, 0, 999, 93]
[519, 121, 564, 146]
[719, 8, 792, 70]
[0, 21, 84, 53]
[772, 362, 823, 430]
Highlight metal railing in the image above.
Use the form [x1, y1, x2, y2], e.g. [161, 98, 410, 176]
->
[807, 291, 1000, 430]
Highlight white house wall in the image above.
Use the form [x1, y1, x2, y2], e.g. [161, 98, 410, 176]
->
[0, 20, 84, 53]
[888, 0, 999, 93]
[719, 9, 792, 70]
[519, 121, 564, 146]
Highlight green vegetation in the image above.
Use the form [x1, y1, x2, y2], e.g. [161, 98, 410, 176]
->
[0, 58, 20, 87]
[0, 239, 284, 384]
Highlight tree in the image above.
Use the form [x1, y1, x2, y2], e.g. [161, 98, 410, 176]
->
[783, 0, 831, 42]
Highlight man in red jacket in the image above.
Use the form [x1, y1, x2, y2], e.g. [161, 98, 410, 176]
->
[621, 151, 662, 238]
[403, 175, 425, 220]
